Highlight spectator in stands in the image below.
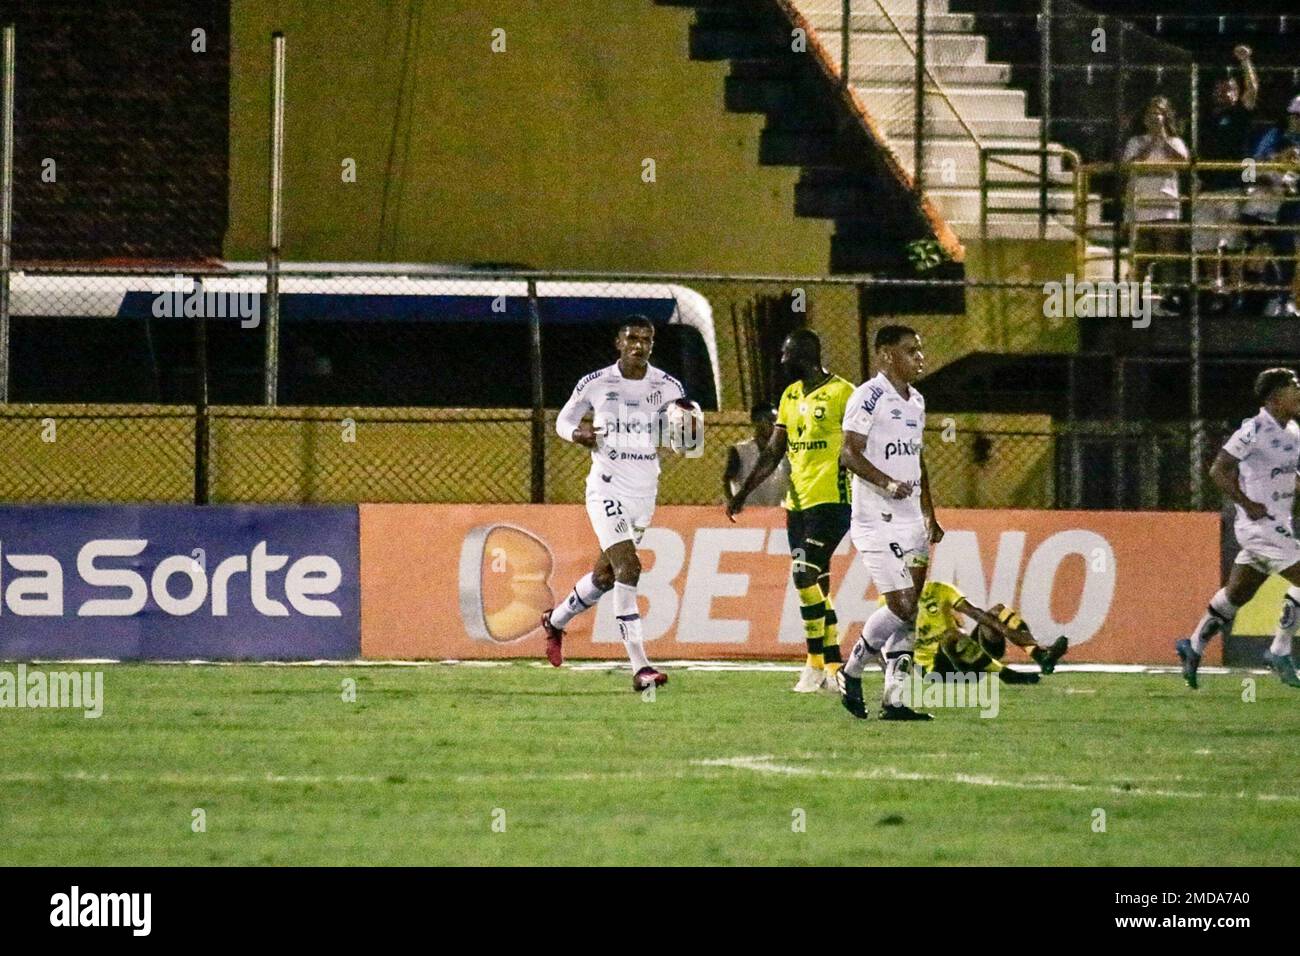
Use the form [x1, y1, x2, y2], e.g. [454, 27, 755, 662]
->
[723, 403, 789, 507]
[1201, 47, 1259, 190]
[1194, 47, 1259, 308]
[1246, 96, 1300, 316]
[1123, 96, 1190, 315]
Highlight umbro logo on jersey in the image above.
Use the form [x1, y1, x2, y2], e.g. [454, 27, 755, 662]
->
[601, 474, 612, 482]
[880, 513, 893, 522]
[605, 391, 620, 401]
[891, 408, 902, 420]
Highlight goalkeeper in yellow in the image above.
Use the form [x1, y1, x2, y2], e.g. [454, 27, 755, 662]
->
[726, 329, 855, 693]
[913, 580, 1069, 683]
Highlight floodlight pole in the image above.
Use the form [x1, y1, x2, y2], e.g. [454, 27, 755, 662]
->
[264, 31, 286, 406]
[0, 25, 15, 404]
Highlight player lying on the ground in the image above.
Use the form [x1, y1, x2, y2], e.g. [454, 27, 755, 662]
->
[1177, 367, 1300, 689]
[540, 314, 703, 692]
[836, 325, 943, 721]
[726, 329, 855, 695]
[909, 580, 1068, 684]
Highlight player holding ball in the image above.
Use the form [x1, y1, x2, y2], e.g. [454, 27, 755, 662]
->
[541, 314, 702, 691]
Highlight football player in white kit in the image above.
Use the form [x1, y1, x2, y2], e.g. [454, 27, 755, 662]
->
[836, 325, 944, 720]
[1177, 368, 1300, 689]
[541, 315, 698, 691]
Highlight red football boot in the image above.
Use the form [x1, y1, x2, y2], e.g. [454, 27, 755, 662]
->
[541, 610, 564, 667]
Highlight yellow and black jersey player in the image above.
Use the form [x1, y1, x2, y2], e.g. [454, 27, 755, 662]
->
[727, 329, 856, 694]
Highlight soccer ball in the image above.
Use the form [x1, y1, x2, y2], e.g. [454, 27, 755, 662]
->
[662, 398, 704, 456]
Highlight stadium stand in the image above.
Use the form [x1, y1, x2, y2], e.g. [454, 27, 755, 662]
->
[0, 0, 228, 262]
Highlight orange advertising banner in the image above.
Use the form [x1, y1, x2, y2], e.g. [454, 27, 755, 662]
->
[359, 504, 1221, 664]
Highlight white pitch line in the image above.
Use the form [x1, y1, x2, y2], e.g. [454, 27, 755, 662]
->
[2, 760, 1295, 804]
[0, 658, 1266, 675]
[691, 755, 1300, 804]
[0, 768, 723, 788]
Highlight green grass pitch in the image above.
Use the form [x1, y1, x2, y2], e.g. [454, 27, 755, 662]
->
[1, 662, 1298, 866]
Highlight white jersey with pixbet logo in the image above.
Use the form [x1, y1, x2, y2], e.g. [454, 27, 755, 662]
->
[556, 362, 686, 499]
[841, 372, 926, 525]
[1222, 408, 1300, 533]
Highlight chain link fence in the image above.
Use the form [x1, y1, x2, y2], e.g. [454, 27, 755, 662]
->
[0, 262, 1260, 512]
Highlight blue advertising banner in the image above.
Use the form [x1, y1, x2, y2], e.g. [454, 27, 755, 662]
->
[0, 506, 360, 660]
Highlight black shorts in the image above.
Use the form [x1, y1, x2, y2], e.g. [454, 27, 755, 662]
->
[785, 503, 851, 579]
[929, 625, 1004, 675]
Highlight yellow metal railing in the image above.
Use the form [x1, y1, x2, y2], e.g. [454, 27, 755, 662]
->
[978, 145, 1084, 250]
[1075, 159, 1300, 293]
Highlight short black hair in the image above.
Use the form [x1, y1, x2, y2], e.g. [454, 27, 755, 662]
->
[874, 324, 919, 349]
[1254, 367, 1299, 404]
[618, 314, 655, 334]
[784, 328, 821, 351]
[750, 403, 776, 422]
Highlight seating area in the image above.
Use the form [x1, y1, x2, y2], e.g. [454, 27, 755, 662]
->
[3, 0, 228, 262]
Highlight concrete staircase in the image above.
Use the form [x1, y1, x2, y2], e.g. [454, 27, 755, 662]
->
[793, 0, 1104, 250]
[656, 0, 966, 303]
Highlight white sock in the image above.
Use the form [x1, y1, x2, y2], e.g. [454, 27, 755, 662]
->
[864, 604, 906, 652]
[1270, 587, 1300, 657]
[881, 625, 916, 708]
[1190, 589, 1237, 654]
[614, 582, 650, 671]
[550, 573, 607, 629]
[844, 636, 874, 678]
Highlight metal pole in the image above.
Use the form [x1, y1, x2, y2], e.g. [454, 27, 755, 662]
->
[840, 0, 851, 90]
[1038, 0, 1051, 240]
[264, 31, 286, 406]
[527, 280, 545, 504]
[914, 0, 926, 197]
[193, 278, 210, 505]
[1068, 355, 1082, 508]
[1113, 23, 1126, 284]
[0, 25, 15, 404]
[1189, 61, 1204, 510]
[1113, 355, 1125, 508]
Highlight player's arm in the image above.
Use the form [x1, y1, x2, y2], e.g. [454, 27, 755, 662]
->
[723, 446, 742, 501]
[920, 452, 943, 543]
[726, 425, 787, 520]
[1209, 448, 1268, 520]
[556, 385, 597, 449]
[840, 431, 911, 499]
[953, 598, 1016, 643]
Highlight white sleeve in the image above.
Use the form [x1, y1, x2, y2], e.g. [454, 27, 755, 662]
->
[1222, 420, 1255, 462]
[842, 390, 874, 438]
[556, 381, 592, 443]
[1170, 137, 1189, 160]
